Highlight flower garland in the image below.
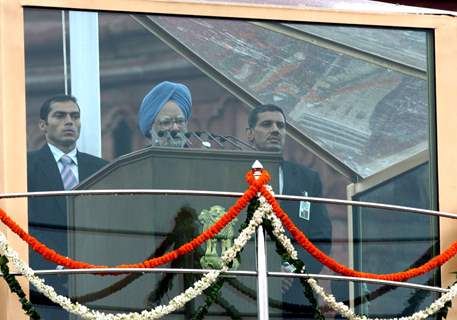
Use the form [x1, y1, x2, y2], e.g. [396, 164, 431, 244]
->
[192, 277, 228, 320]
[197, 292, 241, 320]
[257, 192, 325, 320]
[1, 170, 457, 319]
[308, 278, 457, 320]
[257, 188, 457, 320]
[0, 255, 41, 319]
[192, 199, 258, 320]
[0, 170, 269, 271]
[1, 168, 456, 282]
[0, 189, 268, 319]
[259, 185, 457, 281]
[2, 190, 457, 319]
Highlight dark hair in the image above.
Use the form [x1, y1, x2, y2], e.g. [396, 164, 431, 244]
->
[248, 104, 286, 128]
[39, 95, 79, 121]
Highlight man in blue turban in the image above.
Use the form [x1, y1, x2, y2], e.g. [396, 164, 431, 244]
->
[138, 81, 192, 147]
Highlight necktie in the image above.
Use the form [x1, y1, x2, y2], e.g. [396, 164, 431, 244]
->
[60, 155, 78, 190]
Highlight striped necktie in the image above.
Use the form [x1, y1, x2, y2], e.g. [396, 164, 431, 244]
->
[60, 155, 78, 190]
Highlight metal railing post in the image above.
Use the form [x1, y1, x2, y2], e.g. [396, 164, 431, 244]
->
[257, 225, 269, 320]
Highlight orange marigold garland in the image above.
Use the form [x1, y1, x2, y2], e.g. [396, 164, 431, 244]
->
[259, 185, 457, 281]
[0, 170, 269, 270]
[1, 168, 457, 282]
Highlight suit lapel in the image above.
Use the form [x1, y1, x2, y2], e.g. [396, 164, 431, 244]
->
[37, 145, 64, 190]
[77, 152, 89, 181]
[36, 145, 66, 212]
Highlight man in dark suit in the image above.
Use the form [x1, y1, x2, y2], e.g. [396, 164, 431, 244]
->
[28, 95, 107, 318]
[247, 104, 332, 319]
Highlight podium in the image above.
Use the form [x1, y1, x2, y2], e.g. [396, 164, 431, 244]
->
[67, 147, 281, 317]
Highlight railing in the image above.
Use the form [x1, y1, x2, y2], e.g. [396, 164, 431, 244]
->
[1, 188, 455, 319]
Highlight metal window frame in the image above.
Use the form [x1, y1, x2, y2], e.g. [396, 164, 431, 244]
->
[3, 1, 456, 318]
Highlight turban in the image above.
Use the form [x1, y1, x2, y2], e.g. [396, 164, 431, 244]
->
[138, 81, 192, 137]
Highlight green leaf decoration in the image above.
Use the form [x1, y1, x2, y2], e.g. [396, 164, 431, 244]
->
[261, 205, 325, 320]
[0, 254, 41, 319]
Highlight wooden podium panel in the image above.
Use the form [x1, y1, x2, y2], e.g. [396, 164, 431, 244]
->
[68, 147, 281, 316]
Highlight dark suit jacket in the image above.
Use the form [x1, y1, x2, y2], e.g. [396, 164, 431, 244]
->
[280, 160, 332, 310]
[27, 144, 108, 267]
[27, 144, 107, 314]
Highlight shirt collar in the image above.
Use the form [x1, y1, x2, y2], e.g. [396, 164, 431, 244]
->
[48, 143, 78, 165]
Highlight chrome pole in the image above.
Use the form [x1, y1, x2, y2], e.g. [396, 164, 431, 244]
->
[257, 225, 270, 320]
[251, 160, 270, 319]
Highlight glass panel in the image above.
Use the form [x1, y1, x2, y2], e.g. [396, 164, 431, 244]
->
[150, 16, 428, 177]
[353, 164, 438, 317]
[25, 9, 67, 148]
[24, 7, 435, 320]
[68, 192, 261, 318]
[286, 23, 427, 70]
[24, 9, 70, 319]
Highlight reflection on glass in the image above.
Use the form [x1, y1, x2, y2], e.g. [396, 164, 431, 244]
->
[287, 24, 427, 71]
[353, 164, 438, 317]
[67, 194, 258, 318]
[151, 16, 428, 177]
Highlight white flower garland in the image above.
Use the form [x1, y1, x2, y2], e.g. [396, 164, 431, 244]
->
[262, 205, 297, 260]
[1, 189, 456, 320]
[307, 277, 457, 320]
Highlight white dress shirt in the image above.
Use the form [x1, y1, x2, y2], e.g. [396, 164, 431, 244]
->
[48, 143, 79, 181]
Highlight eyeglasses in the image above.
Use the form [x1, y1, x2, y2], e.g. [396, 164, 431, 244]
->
[157, 117, 187, 128]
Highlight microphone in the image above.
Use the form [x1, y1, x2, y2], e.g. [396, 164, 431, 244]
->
[206, 132, 224, 148]
[156, 130, 252, 150]
[209, 132, 243, 150]
[191, 132, 211, 149]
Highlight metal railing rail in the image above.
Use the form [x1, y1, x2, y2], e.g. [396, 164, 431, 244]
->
[1, 268, 448, 293]
[1, 189, 456, 219]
